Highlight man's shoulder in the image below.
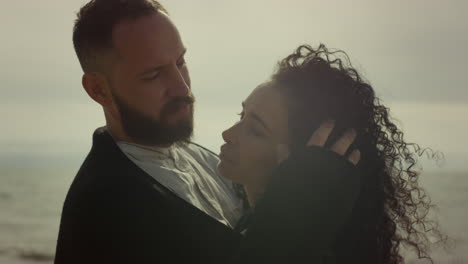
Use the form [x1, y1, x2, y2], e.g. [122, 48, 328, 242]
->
[64, 159, 122, 206]
[65, 149, 152, 205]
[187, 142, 218, 156]
[183, 142, 220, 164]
[62, 158, 168, 222]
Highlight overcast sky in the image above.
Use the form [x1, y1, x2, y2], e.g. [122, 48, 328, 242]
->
[0, 0, 467, 171]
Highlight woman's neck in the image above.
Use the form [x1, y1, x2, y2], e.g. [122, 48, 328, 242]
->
[244, 183, 265, 208]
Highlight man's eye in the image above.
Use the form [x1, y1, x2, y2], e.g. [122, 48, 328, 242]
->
[143, 72, 160, 81]
[177, 57, 186, 67]
[237, 112, 244, 120]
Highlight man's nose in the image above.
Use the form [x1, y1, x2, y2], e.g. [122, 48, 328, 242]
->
[168, 66, 190, 97]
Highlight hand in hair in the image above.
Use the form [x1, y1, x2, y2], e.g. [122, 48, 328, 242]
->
[276, 119, 361, 165]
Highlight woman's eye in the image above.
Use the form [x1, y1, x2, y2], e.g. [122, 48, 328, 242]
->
[237, 111, 263, 137]
[249, 126, 263, 137]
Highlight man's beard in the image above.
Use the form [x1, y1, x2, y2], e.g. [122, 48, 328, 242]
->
[112, 92, 195, 146]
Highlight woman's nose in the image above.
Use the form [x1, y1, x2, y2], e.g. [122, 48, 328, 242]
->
[222, 125, 237, 144]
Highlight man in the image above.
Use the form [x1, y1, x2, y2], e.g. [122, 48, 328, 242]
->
[55, 1, 244, 263]
[55, 0, 360, 263]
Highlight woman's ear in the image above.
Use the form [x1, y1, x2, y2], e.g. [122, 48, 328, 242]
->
[276, 143, 290, 165]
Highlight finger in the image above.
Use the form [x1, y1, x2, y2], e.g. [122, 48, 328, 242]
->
[330, 129, 357, 156]
[348, 149, 361, 165]
[306, 120, 335, 147]
[276, 144, 290, 165]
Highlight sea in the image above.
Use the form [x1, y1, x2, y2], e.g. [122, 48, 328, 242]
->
[0, 168, 467, 264]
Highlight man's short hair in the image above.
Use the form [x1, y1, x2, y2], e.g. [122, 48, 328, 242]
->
[73, 0, 167, 72]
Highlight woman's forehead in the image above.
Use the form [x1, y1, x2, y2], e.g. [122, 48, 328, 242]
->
[245, 82, 278, 106]
[244, 82, 288, 138]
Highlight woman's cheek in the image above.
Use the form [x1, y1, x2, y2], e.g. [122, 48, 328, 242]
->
[242, 142, 277, 181]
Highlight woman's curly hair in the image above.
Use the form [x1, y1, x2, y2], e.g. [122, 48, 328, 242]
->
[270, 44, 445, 263]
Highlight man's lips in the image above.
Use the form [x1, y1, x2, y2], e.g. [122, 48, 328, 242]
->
[164, 99, 193, 114]
[176, 102, 191, 114]
[164, 102, 192, 118]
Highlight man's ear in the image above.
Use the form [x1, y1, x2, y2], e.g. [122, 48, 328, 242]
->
[82, 72, 112, 107]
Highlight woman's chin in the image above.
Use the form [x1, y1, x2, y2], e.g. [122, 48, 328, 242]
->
[217, 160, 237, 182]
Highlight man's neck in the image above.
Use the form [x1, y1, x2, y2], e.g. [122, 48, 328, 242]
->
[105, 123, 173, 148]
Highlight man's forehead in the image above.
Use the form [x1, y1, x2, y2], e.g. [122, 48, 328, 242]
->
[113, 13, 181, 54]
[111, 12, 184, 68]
[114, 12, 167, 35]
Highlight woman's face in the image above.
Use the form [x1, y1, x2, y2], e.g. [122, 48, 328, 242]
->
[218, 82, 288, 188]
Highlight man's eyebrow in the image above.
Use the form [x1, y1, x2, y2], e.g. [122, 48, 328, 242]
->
[241, 102, 270, 131]
[178, 48, 187, 60]
[139, 48, 188, 77]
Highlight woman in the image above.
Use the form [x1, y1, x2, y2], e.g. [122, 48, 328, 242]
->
[218, 44, 443, 263]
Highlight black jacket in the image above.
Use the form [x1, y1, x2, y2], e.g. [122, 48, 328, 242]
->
[55, 127, 360, 264]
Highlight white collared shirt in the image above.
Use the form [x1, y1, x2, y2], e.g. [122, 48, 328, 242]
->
[117, 141, 243, 228]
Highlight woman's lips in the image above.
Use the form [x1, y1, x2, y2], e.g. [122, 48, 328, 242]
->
[220, 146, 236, 164]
